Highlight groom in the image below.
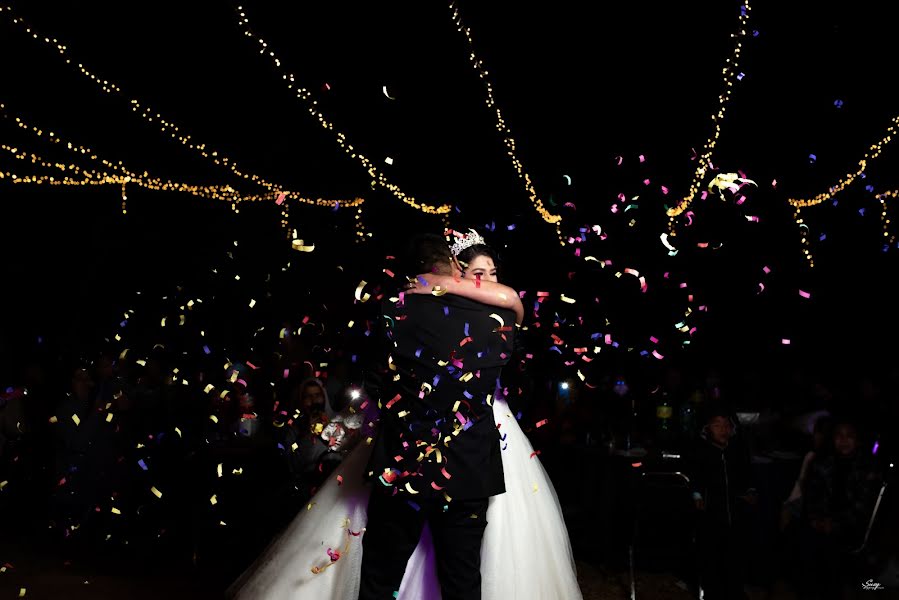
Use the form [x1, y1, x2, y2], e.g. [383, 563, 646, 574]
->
[359, 233, 518, 600]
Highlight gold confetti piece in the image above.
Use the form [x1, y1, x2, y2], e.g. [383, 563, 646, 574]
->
[577, 370, 586, 382]
[135, 359, 146, 367]
[354, 280, 371, 302]
[217, 463, 223, 478]
[160, 317, 167, 327]
[203, 384, 215, 394]
[347, 320, 355, 328]
[49, 416, 58, 424]
[119, 349, 129, 360]
[560, 294, 576, 304]
[175, 427, 182, 438]
[114, 334, 122, 341]
[307, 502, 316, 511]
[105, 413, 114, 423]
[533, 483, 539, 493]
[488, 313, 505, 328]
[430, 286, 447, 297]
[151, 486, 162, 499]
[405, 482, 419, 494]
[234, 275, 241, 281]
[219, 391, 229, 399]
[219, 521, 227, 526]
[209, 415, 219, 423]
[0, 480, 8, 490]
[111, 507, 121, 515]
[249, 299, 257, 308]
[19, 588, 26, 598]
[179, 315, 186, 326]
[291, 239, 315, 252]
[209, 495, 217, 505]
[232, 468, 243, 476]
[71, 414, 81, 426]
[291, 442, 299, 452]
[397, 410, 410, 418]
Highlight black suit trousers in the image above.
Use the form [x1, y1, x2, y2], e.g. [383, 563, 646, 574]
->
[359, 490, 490, 600]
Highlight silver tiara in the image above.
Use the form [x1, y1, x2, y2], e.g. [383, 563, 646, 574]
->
[449, 229, 486, 256]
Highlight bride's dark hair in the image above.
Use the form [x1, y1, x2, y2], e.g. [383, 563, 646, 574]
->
[456, 243, 500, 276]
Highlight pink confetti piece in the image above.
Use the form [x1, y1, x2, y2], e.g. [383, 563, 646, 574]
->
[799, 290, 811, 299]
[275, 193, 286, 205]
[782, 338, 791, 345]
[762, 266, 771, 274]
[639, 154, 646, 163]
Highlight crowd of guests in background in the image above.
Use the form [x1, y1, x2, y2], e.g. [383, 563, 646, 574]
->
[1, 335, 896, 597]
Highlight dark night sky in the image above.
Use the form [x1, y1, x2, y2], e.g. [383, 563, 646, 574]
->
[2, 0, 898, 381]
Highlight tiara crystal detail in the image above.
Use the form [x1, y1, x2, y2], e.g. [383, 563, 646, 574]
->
[449, 229, 486, 256]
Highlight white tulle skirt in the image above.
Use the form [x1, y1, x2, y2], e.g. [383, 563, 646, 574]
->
[228, 396, 583, 600]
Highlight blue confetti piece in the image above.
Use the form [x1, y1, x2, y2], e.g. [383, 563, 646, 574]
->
[138, 459, 148, 471]
[516, 411, 523, 421]
[859, 208, 866, 216]
[443, 307, 450, 316]
[407, 501, 421, 512]
[737, 72, 745, 81]
[507, 224, 516, 231]
[500, 433, 508, 441]
[120, 321, 127, 327]
[752, 29, 759, 37]
[463, 391, 473, 399]
[612, 342, 620, 348]
[502, 443, 508, 451]
[590, 333, 601, 340]
[203, 345, 211, 355]
[549, 346, 562, 354]
[809, 154, 817, 162]
[454, 206, 461, 213]
[464, 323, 470, 336]
[351, 354, 357, 363]
[819, 234, 827, 241]
[866, 185, 874, 192]
[640, 350, 649, 356]
[834, 99, 843, 108]
[415, 348, 423, 358]
[432, 375, 441, 386]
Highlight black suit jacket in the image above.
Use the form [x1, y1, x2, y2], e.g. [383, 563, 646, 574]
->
[366, 293, 516, 501]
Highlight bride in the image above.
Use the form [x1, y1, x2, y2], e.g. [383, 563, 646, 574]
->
[228, 230, 582, 599]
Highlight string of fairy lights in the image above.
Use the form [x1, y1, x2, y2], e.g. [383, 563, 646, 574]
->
[876, 190, 897, 248]
[1, 102, 368, 239]
[0, 3, 371, 242]
[786, 114, 899, 266]
[445, 1, 564, 245]
[666, 0, 752, 233]
[233, 5, 452, 217]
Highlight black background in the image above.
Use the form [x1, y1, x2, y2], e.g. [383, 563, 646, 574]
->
[2, 0, 898, 383]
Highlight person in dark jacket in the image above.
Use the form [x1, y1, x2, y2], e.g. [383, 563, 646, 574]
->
[688, 402, 757, 600]
[799, 418, 882, 599]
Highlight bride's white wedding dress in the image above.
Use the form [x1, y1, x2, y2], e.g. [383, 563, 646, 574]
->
[228, 395, 583, 599]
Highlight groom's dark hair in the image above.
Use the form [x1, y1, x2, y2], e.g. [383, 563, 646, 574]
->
[404, 233, 453, 276]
